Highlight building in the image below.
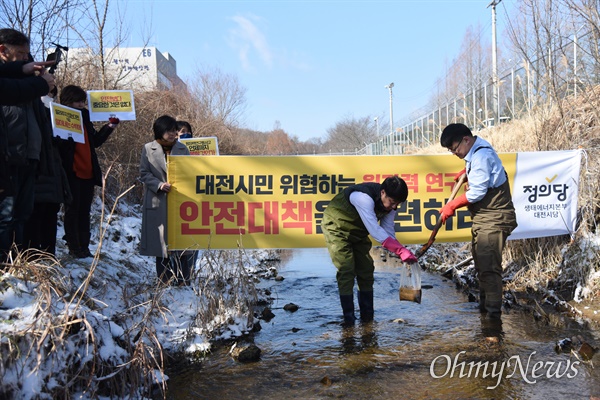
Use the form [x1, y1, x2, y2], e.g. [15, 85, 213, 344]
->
[66, 46, 186, 91]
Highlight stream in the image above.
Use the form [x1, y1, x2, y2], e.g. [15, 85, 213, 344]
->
[166, 248, 600, 399]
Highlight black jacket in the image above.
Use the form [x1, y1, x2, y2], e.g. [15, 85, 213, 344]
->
[33, 102, 72, 205]
[0, 61, 50, 105]
[0, 61, 51, 199]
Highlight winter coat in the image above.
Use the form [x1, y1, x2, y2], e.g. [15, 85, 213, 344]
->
[34, 103, 72, 205]
[0, 61, 51, 105]
[0, 61, 51, 199]
[57, 108, 115, 187]
[1, 91, 43, 166]
[139, 140, 190, 258]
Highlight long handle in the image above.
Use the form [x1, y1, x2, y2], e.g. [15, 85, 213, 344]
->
[415, 173, 467, 258]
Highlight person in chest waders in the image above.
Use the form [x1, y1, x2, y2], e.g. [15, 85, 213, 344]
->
[321, 176, 418, 326]
[439, 123, 518, 334]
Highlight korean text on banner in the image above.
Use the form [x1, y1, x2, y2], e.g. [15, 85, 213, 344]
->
[167, 154, 509, 250]
[87, 90, 136, 121]
[179, 137, 220, 155]
[510, 150, 581, 240]
[166, 151, 580, 250]
[50, 103, 85, 143]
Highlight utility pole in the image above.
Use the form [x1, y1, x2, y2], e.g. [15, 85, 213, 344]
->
[489, 0, 501, 125]
[385, 82, 394, 153]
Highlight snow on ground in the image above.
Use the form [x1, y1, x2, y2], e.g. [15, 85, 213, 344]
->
[0, 198, 276, 398]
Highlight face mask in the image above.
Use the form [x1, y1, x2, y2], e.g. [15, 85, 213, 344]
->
[179, 133, 192, 139]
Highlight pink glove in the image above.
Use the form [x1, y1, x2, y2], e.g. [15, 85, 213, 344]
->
[454, 169, 466, 182]
[439, 193, 470, 223]
[382, 237, 418, 264]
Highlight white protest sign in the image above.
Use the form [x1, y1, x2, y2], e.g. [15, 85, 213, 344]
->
[87, 90, 136, 122]
[50, 103, 85, 143]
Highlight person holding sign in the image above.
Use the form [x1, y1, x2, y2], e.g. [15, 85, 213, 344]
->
[139, 115, 192, 286]
[321, 176, 418, 326]
[439, 123, 517, 321]
[176, 120, 193, 139]
[58, 85, 119, 258]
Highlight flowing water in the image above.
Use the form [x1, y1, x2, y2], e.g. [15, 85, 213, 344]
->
[166, 248, 600, 399]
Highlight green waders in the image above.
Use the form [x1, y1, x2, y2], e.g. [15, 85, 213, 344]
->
[469, 179, 518, 319]
[322, 191, 384, 324]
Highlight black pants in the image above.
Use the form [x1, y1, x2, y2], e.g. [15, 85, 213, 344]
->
[0, 162, 36, 258]
[64, 177, 95, 253]
[156, 253, 192, 285]
[24, 202, 61, 255]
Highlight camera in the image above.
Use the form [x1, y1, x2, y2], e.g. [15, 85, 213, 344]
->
[46, 42, 68, 74]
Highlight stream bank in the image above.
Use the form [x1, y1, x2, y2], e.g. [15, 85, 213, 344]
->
[164, 248, 600, 400]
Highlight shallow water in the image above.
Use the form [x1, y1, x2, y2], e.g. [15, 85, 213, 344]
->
[166, 248, 600, 399]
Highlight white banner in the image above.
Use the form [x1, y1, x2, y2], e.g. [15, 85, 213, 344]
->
[510, 150, 582, 240]
[87, 90, 136, 122]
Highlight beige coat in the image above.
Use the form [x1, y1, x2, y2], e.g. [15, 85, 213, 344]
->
[139, 140, 190, 257]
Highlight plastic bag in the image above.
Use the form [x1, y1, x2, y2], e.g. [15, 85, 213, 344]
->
[399, 263, 422, 303]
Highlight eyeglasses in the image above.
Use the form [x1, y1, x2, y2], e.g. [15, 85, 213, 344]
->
[448, 137, 465, 153]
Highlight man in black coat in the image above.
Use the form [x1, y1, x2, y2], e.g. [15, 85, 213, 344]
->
[0, 28, 57, 262]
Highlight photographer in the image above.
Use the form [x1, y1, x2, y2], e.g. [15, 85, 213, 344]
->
[1, 60, 56, 208]
[0, 28, 58, 262]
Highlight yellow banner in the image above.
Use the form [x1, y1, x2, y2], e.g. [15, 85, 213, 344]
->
[167, 154, 517, 249]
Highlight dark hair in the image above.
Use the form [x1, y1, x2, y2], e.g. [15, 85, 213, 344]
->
[381, 176, 408, 203]
[176, 120, 192, 133]
[440, 123, 473, 148]
[153, 115, 178, 139]
[59, 85, 86, 106]
[0, 28, 29, 46]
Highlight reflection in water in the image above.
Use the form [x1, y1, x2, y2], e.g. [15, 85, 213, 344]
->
[165, 248, 600, 400]
[339, 323, 379, 355]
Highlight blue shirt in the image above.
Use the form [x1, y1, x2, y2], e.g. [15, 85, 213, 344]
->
[464, 136, 507, 203]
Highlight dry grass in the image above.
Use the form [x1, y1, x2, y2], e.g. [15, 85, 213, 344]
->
[0, 179, 265, 398]
[189, 247, 258, 342]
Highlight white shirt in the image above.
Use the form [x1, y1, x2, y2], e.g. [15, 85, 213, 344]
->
[349, 191, 396, 243]
[464, 136, 507, 203]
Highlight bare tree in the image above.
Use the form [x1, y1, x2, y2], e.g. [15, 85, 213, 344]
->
[504, 1, 574, 106]
[323, 115, 377, 153]
[559, 0, 600, 102]
[61, 0, 143, 89]
[181, 65, 248, 153]
[265, 129, 295, 155]
[187, 65, 248, 129]
[0, 0, 77, 60]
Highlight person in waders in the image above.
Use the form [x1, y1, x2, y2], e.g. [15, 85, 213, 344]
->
[439, 123, 517, 331]
[321, 176, 418, 326]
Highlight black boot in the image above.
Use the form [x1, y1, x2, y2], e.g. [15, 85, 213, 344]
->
[339, 294, 356, 326]
[358, 291, 374, 322]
